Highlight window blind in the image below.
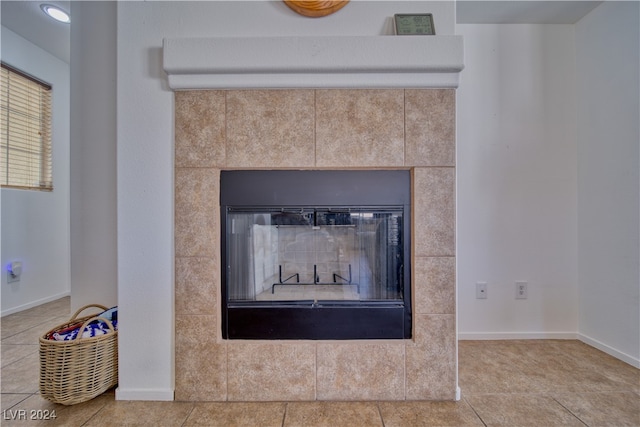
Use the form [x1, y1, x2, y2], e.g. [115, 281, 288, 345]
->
[0, 63, 53, 191]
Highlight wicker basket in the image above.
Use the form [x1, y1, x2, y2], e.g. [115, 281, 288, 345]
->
[39, 304, 118, 405]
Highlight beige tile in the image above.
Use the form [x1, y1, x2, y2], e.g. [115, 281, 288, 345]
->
[175, 168, 219, 257]
[553, 392, 640, 427]
[543, 341, 640, 393]
[596, 365, 639, 394]
[379, 400, 484, 427]
[1, 315, 59, 340]
[315, 89, 404, 167]
[175, 341, 227, 401]
[1, 353, 40, 393]
[556, 340, 636, 371]
[1, 344, 37, 367]
[465, 394, 586, 426]
[462, 339, 545, 363]
[406, 315, 457, 400]
[413, 257, 455, 315]
[84, 400, 194, 427]
[2, 316, 68, 345]
[411, 314, 456, 349]
[1, 394, 30, 412]
[413, 167, 455, 257]
[175, 91, 226, 167]
[490, 340, 637, 393]
[316, 342, 404, 400]
[460, 340, 564, 370]
[8, 297, 71, 319]
[458, 364, 535, 396]
[184, 402, 286, 426]
[175, 314, 217, 346]
[227, 342, 315, 401]
[405, 89, 456, 167]
[458, 341, 546, 395]
[226, 90, 315, 167]
[284, 401, 382, 427]
[175, 315, 226, 401]
[175, 257, 217, 315]
[520, 357, 631, 393]
[405, 346, 457, 401]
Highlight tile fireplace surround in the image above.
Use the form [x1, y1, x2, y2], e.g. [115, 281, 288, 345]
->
[174, 88, 456, 401]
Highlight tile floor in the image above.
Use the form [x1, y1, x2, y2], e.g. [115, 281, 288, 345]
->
[1, 297, 639, 426]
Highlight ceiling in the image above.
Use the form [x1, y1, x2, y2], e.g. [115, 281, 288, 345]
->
[1, 1, 604, 66]
[1, 0, 70, 64]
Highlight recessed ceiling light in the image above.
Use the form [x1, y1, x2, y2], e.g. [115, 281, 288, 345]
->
[40, 4, 70, 24]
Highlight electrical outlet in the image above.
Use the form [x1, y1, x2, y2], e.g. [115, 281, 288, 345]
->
[7, 261, 21, 283]
[516, 281, 528, 299]
[7, 271, 19, 283]
[476, 282, 487, 299]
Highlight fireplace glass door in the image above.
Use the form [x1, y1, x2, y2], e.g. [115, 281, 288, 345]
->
[227, 207, 404, 304]
[220, 169, 411, 340]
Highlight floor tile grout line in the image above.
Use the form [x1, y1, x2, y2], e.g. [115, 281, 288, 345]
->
[281, 402, 288, 427]
[0, 342, 39, 346]
[376, 401, 386, 427]
[180, 403, 197, 427]
[551, 396, 590, 427]
[1, 318, 69, 341]
[0, 352, 39, 371]
[0, 392, 34, 413]
[1, 326, 47, 341]
[79, 399, 111, 427]
[462, 396, 489, 427]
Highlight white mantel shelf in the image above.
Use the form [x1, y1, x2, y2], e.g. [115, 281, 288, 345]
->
[162, 36, 464, 89]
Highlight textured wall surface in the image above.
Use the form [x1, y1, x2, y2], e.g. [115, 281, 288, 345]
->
[174, 89, 456, 401]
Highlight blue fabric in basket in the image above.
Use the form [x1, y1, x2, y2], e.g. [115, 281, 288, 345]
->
[52, 307, 118, 341]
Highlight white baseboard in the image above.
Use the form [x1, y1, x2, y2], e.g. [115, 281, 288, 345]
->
[458, 332, 578, 340]
[1, 291, 71, 317]
[578, 334, 640, 368]
[115, 388, 175, 401]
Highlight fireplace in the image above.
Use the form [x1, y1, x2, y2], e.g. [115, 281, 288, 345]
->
[165, 27, 462, 400]
[221, 170, 411, 339]
[172, 88, 457, 401]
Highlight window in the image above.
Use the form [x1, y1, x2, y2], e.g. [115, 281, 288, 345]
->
[1, 62, 53, 191]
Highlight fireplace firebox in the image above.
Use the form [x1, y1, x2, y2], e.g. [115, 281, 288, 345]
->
[221, 170, 411, 340]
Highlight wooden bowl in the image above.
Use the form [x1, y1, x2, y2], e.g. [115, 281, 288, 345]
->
[284, 0, 350, 17]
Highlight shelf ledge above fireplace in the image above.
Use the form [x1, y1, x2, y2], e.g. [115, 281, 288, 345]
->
[162, 35, 464, 90]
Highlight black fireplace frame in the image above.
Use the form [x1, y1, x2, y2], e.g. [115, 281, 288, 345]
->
[220, 170, 412, 340]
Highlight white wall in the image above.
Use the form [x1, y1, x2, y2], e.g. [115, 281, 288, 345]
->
[0, 27, 71, 316]
[456, 24, 579, 338]
[69, 1, 117, 314]
[109, 0, 640, 399]
[576, 1, 640, 367]
[115, 0, 455, 400]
